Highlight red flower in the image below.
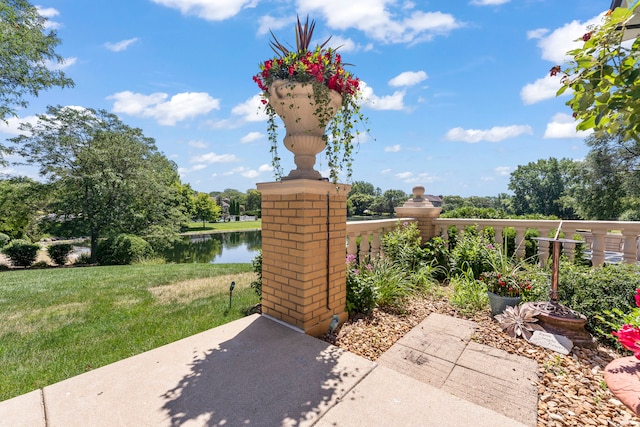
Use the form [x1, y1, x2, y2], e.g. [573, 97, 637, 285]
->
[549, 65, 561, 77]
[582, 32, 592, 42]
[634, 288, 640, 307]
[613, 325, 640, 360]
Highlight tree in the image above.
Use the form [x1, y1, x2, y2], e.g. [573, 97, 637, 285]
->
[565, 132, 629, 220]
[0, 177, 49, 239]
[245, 189, 262, 214]
[382, 189, 408, 213]
[0, 1, 74, 123]
[555, 4, 640, 144]
[348, 193, 374, 216]
[348, 181, 376, 197]
[508, 158, 577, 218]
[193, 193, 221, 227]
[10, 106, 186, 262]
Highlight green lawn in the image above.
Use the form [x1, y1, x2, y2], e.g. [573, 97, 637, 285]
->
[0, 263, 259, 401]
[183, 219, 261, 233]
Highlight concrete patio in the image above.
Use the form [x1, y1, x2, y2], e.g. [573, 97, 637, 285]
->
[0, 313, 538, 427]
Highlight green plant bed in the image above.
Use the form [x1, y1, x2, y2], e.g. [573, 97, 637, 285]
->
[0, 263, 258, 401]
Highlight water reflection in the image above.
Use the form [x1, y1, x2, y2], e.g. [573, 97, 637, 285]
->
[162, 230, 261, 264]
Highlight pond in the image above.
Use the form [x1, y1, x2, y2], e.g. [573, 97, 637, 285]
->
[162, 230, 262, 264]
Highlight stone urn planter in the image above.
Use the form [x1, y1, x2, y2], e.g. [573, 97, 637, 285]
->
[487, 291, 522, 317]
[268, 80, 342, 180]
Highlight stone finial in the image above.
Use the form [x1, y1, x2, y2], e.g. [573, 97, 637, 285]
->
[412, 186, 425, 202]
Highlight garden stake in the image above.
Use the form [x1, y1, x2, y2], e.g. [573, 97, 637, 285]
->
[229, 281, 235, 309]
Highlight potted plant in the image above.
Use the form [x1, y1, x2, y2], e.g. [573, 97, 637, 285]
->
[252, 16, 367, 183]
[480, 243, 533, 316]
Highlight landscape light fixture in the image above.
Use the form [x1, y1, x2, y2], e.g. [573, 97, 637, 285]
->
[609, 0, 640, 40]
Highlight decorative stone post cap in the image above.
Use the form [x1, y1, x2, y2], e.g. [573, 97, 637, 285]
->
[412, 186, 425, 202]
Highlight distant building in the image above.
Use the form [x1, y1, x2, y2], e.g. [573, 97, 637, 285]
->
[426, 195, 443, 207]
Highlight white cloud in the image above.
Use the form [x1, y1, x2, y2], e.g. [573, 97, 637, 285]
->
[394, 171, 439, 183]
[384, 144, 401, 152]
[188, 140, 207, 149]
[533, 13, 606, 63]
[360, 83, 406, 110]
[543, 112, 593, 139]
[241, 164, 272, 178]
[108, 91, 220, 125]
[520, 74, 568, 105]
[240, 132, 263, 144]
[150, 0, 258, 21]
[297, 0, 462, 44]
[105, 38, 139, 52]
[0, 115, 39, 135]
[258, 164, 273, 172]
[388, 71, 428, 87]
[37, 6, 61, 29]
[527, 28, 549, 40]
[178, 164, 207, 176]
[45, 57, 77, 71]
[190, 152, 239, 163]
[231, 95, 268, 122]
[494, 166, 512, 176]
[470, 0, 510, 5]
[257, 15, 293, 36]
[445, 124, 533, 143]
[381, 168, 392, 174]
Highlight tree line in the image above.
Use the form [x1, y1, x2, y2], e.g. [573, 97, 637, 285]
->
[1, 0, 639, 267]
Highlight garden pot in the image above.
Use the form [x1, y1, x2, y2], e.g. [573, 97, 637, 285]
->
[487, 291, 522, 317]
[268, 80, 342, 180]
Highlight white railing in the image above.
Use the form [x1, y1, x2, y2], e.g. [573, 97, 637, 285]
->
[346, 218, 415, 259]
[345, 217, 640, 267]
[434, 218, 640, 267]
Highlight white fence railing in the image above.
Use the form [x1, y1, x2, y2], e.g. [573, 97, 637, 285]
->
[346, 218, 416, 259]
[346, 217, 640, 266]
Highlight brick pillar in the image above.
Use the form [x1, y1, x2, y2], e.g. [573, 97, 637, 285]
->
[257, 180, 350, 336]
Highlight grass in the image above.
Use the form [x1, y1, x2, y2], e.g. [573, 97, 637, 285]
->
[0, 263, 259, 401]
[182, 220, 261, 234]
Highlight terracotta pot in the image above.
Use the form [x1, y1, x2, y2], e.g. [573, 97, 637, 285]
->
[268, 80, 342, 180]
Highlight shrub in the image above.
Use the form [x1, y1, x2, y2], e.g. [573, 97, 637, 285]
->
[450, 265, 488, 315]
[558, 261, 640, 347]
[47, 243, 74, 266]
[367, 257, 415, 309]
[1, 240, 41, 267]
[96, 234, 153, 265]
[420, 236, 450, 279]
[448, 228, 494, 278]
[346, 254, 378, 315]
[73, 253, 92, 265]
[0, 233, 9, 248]
[250, 251, 262, 297]
[32, 261, 49, 269]
[382, 221, 422, 264]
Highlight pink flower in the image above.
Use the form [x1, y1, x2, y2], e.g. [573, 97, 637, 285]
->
[346, 254, 356, 264]
[634, 289, 640, 307]
[613, 324, 640, 360]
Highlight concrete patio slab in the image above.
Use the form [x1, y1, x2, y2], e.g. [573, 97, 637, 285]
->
[377, 314, 539, 427]
[376, 344, 455, 387]
[0, 390, 45, 427]
[0, 312, 539, 427]
[316, 365, 528, 427]
[41, 314, 376, 427]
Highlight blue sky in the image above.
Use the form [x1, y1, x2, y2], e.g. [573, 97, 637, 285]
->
[0, 0, 613, 197]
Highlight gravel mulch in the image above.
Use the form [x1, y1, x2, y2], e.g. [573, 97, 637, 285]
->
[326, 296, 640, 427]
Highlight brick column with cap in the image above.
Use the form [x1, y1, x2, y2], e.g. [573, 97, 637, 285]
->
[256, 180, 350, 336]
